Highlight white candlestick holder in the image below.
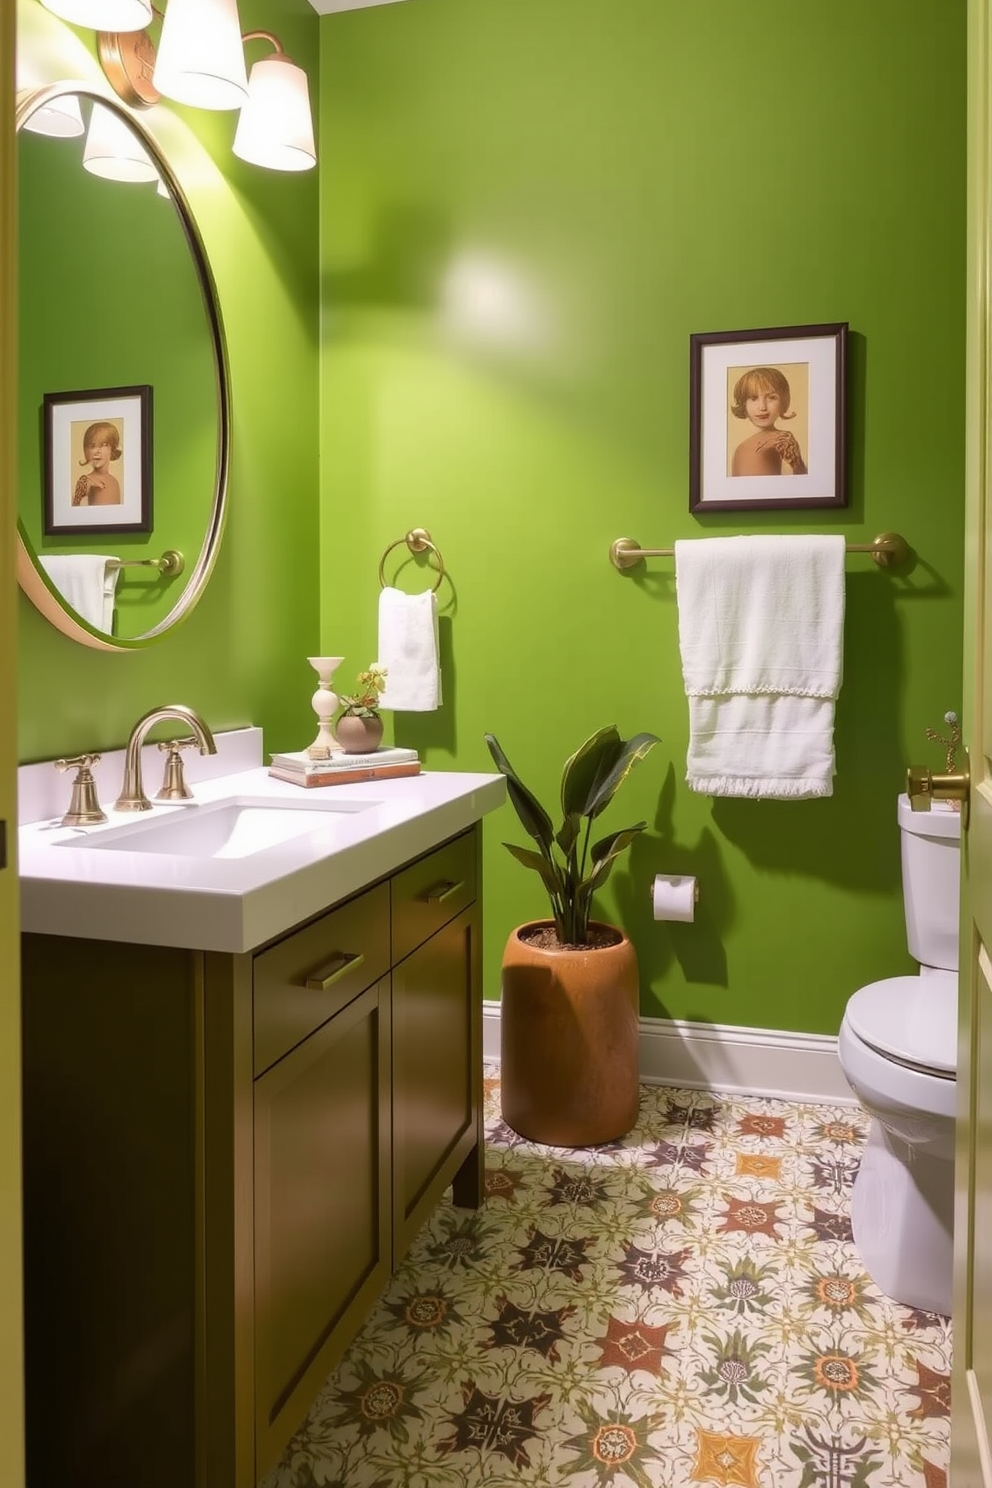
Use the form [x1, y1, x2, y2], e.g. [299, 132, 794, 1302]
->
[307, 656, 344, 758]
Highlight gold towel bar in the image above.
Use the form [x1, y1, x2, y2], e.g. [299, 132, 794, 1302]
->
[107, 549, 184, 578]
[378, 527, 446, 593]
[610, 531, 910, 572]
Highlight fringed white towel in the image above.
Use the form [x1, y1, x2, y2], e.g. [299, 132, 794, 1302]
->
[674, 535, 846, 799]
[39, 554, 120, 632]
[377, 586, 442, 711]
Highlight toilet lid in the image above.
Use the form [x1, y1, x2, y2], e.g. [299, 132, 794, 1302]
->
[846, 973, 957, 1076]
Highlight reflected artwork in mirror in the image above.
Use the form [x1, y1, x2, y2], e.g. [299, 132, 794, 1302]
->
[16, 81, 230, 649]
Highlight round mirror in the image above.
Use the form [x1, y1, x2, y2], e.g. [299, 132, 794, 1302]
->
[15, 82, 230, 650]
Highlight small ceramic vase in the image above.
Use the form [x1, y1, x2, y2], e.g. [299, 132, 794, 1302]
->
[336, 714, 384, 754]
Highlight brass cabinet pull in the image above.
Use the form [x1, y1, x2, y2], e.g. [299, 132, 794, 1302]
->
[305, 951, 365, 990]
[425, 879, 464, 904]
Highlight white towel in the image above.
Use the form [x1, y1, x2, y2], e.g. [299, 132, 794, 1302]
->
[39, 554, 121, 632]
[376, 586, 442, 711]
[674, 535, 846, 799]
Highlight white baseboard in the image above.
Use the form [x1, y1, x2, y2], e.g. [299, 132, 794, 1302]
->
[482, 1001, 856, 1106]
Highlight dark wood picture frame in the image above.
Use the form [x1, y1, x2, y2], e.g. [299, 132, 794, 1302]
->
[43, 383, 153, 536]
[689, 323, 847, 513]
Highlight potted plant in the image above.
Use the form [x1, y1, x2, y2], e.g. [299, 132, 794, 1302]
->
[484, 724, 660, 1146]
[337, 665, 388, 754]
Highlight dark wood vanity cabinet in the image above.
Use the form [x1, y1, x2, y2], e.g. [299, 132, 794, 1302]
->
[21, 825, 483, 1488]
[252, 978, 393, 1472]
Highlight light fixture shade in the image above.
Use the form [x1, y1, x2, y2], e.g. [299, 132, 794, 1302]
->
[22, 94, 85, 139]
[232, 55, 316, 172]
[153, 0, 249, 111]
[39, 0, 152, 29]
[83, 103, 158, 183]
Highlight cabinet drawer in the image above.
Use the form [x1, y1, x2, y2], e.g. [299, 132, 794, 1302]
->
[391, 829, 477, 964]
[253, 883, 390, 1076]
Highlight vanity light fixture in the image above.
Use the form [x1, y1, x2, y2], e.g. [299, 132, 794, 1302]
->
[21, 92, 85, 138]
[39, 0, 152, 29]
[76, 0, 319, 171]
[40, 0, 317, 172]
[82, 100, 159, 182]
[232, 32, 316, 172]
[152, 0, 248, 111]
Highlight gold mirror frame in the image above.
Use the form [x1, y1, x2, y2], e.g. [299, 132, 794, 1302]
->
[14, 80, 230, 652]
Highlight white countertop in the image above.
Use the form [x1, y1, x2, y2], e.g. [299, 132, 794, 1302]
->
[19, 735, 506, 953]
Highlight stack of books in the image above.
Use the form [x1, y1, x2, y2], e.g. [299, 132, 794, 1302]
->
[268, 745, 421, 788]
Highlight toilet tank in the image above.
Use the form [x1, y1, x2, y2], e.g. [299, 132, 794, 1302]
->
[898, 793, 962, 972]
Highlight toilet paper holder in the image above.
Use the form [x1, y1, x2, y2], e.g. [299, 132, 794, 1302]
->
[650, 873, 700, 924]
[650, 878, 699, 904]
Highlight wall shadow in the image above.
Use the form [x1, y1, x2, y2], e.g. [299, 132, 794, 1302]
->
[616, 763, 731, 993]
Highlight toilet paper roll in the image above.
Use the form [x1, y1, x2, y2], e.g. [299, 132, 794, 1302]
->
[651, 874, 697, 923]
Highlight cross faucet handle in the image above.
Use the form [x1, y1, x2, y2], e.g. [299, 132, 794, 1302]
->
[54, 754, 108, 827]
[156, 736, 198, 801]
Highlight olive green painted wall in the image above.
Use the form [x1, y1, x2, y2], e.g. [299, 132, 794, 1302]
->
[15, 0, 321, 757]
[317, 0, 967, 1032]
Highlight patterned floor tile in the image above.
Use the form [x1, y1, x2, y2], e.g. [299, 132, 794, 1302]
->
[262, 1070, 951, 1488]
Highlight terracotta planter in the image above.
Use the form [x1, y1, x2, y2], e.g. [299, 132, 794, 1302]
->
[336, 714, 384, 754]
[500, 920, 640, 1147]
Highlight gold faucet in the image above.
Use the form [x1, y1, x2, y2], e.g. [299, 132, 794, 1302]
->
[115, 705, 217, 812]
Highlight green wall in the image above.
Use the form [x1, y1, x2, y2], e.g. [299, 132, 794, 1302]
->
[16, 0, 322, 751]
[15, 0, 967, 1039]
[316, 0, 967, 1032]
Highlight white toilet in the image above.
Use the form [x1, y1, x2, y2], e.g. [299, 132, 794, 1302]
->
[837, 793, 960, 1317]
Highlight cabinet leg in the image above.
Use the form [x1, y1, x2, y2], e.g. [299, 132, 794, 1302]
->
[451, 1136, 484, 1209]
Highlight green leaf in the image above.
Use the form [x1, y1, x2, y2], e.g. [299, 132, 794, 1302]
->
[504, 842, 564, 901]
[590, 823, 647, 864]
[583, 733, 661, 819]
[555, 811, 581, 856]
[560, 726, 623, 819]
[581, 825, 648, 895]
[485, 734, 555, 853]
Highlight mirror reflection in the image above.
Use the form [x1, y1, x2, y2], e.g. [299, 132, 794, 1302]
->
[16, 85, 228, 647]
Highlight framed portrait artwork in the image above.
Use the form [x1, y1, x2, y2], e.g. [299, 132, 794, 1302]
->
[43, 384, 153, 536]
[689, 323, 847, 513]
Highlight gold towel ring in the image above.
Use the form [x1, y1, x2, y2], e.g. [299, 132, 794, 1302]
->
[378, 527, 446, 594]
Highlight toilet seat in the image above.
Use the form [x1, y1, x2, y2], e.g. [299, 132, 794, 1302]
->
[845, 973, 956, 1079]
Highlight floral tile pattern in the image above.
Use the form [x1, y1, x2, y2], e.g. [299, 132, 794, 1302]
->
[262, 1071, 951, 1488]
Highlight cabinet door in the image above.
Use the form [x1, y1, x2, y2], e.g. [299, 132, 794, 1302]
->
[391, 904, 482, 1262]
[253, 979, 390, 1477]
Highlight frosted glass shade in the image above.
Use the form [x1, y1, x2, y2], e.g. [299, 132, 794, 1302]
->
[83, 103, 158, 183]
[39, 0, 152, 28]
[232, 55, 316, 171]
[22, 94, 85, 138]
[153, 0, 248, 110]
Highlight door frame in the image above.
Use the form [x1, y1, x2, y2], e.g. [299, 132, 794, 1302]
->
[953, 2, 992, 1483]
[0, 1, 25, 1483]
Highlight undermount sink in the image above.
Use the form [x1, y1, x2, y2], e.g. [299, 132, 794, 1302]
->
[57, 795, 375, 861]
